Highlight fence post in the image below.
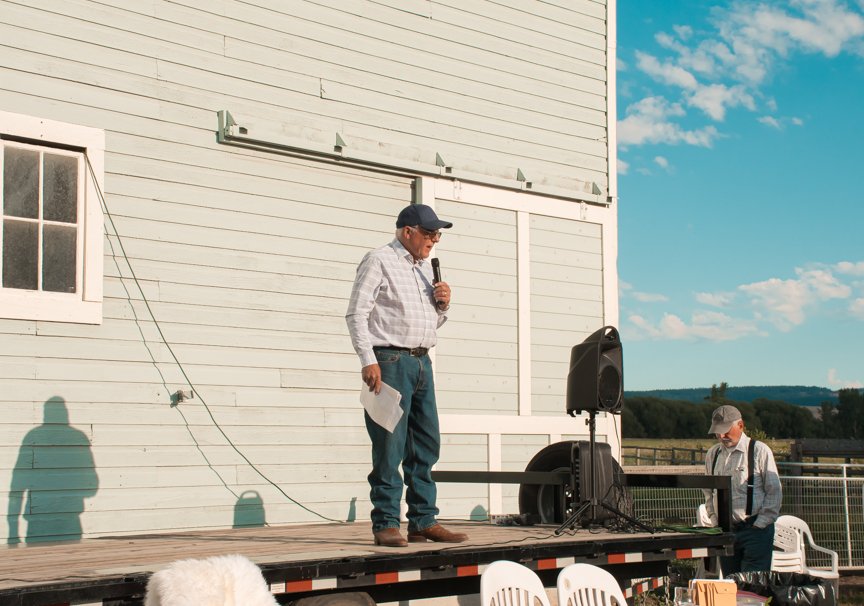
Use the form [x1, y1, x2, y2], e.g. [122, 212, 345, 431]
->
[843, 464, 852, 567]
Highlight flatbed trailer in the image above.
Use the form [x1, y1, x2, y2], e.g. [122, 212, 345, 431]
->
[0, 521, 732, 606]
[0, 472, 733, 606]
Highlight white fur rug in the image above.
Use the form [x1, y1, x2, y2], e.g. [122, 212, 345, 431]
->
[144, 554, 279, 606]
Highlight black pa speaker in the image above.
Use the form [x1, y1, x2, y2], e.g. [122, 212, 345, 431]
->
[566, 326, 623, 415]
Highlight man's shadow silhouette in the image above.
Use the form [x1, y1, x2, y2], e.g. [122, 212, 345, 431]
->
[7, 396, 99, 543]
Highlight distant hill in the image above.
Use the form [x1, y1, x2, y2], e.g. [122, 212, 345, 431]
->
[623, 385, 839, 407]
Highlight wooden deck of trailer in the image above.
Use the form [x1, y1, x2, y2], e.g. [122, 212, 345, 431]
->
[0, 520, 733, 606]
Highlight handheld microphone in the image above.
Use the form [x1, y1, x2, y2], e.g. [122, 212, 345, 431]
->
[431, 258, 444, 307]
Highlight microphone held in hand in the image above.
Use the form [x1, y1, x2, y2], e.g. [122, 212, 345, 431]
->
[431, 258, 444, 308]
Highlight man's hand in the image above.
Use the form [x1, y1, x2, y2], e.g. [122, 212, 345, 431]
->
[362, 363, 382, 394]
[433, 280, 451, 310]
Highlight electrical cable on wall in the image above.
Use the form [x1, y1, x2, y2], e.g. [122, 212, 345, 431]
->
[85, 154, 343, 524]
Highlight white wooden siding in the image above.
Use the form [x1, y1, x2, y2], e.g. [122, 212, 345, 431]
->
[3, 0, 608, 190]
[0, 0, 614, 539]
[434, 200, 519, 416]
[530, 214, 605, 417]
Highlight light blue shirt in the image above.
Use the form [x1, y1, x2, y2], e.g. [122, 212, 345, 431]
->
[346, 239, 448, 367]
[704, 433, 783, 529]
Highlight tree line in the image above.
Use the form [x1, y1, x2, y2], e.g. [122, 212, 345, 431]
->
[621, 383, 864, 439]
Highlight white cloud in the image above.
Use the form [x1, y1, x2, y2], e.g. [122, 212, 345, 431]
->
[635, 52, 755, 121]
[625, 261, 864, 348]
[835, 261, 864, 275]
[654, 156, 669, 169]
[673, 24, 694, 41]
[827, 368, 864, 389]
[712, 0, 864, 85]
[656, 32, 682, 51]
[695, 291, 736, 307]
[850, 297, 864, 319]
[802, 267, 852, 299]
[632, 291, 669, 303]
[626, 311, 760, 341]
[739, 278, 809, 329]
[686, 83, 755, 120]
[618, 97, 720, 147]
[620, 0, 864, 149]
[636, 51, 700, 89]
[759, 115, 782, 129]
[618, 157, 629, 175]
[737, 267, 851, 330]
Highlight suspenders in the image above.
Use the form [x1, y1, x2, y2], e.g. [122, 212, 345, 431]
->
[712, 438, 758, 517]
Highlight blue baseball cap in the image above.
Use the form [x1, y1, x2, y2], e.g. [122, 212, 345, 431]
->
[396, 204, 453, 230]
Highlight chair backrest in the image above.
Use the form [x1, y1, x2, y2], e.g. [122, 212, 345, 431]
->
[481, 560, 552, 606]
[771, 519, 806, 573]
[556, 563, 627, 606]
[695, 504, 712, 527]
[774, 515, 839, 576]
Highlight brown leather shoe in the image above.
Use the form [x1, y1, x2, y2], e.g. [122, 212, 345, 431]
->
[373, 527, 408, 547]
[407, 524, 468, 543]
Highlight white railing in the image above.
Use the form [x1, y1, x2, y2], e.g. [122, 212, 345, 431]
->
[627, 462, 864, 570]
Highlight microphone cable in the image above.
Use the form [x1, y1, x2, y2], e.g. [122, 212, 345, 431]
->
[85, 152, 344, 524]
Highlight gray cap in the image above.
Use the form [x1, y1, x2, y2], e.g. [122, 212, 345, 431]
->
[396, 204, 453, 230]
[708, 404, 742, 435]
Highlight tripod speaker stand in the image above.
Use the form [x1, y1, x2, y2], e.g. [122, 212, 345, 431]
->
[554, 326, 653, 534]
[554, 411, 653, 534]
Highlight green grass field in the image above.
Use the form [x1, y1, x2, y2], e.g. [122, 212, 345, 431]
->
[622, 438, 794, 461]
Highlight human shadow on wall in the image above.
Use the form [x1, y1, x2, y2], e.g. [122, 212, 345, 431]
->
[7, 396, 99, 543]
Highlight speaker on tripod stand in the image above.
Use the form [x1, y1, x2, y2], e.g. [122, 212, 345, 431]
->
[566, 326, 623, 416]
[554, 326, 652, 533]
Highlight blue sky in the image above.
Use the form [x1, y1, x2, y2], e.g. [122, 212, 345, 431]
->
[616, 0, 864, 391]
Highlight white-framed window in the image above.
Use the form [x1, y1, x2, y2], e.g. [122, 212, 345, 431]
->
[0, 111, 104, 324]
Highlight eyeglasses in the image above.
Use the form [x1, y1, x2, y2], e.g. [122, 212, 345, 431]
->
[412, 226, 442, 241]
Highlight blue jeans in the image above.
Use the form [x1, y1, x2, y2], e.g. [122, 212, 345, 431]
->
[364, 349, 440, 533]
[722, 521, 775, 574]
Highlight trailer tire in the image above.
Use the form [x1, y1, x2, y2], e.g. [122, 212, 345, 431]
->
[518, 441, 627, 524]
[518, 441, 576, 524]
[290, 592, 376, 606]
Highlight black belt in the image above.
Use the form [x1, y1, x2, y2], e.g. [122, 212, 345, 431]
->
[373, 346, 429, 357]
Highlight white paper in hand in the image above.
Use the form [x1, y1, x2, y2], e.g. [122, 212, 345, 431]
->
[359, 382, 403, 433]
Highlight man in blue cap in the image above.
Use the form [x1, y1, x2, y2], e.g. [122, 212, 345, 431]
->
[346, 203, 467, 547]
[704, 405, 782, 574]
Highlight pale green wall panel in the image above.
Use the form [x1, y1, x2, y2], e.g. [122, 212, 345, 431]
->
[529, 214, 606, 416]
[0, 0, 611, 540]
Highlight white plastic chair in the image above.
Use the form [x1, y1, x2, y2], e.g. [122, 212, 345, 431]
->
[556, 563, 626, 606]
[771, 515, 839, 579]
[771, 520, 806, 573]
[481, 560, 552, 606]
[695, 503, 713, 527]
[693, 505, 723, 579]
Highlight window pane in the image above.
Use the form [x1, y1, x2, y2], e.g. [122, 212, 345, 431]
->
[3, 147, 40, 219]
[42, 224, 77, 293]
[43, 153, 79, 223]
[2, 219, 38, 289]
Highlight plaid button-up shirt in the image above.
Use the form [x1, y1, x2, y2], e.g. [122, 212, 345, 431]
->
[346, 239, 448, 368]
[704, 433, 783, 529]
